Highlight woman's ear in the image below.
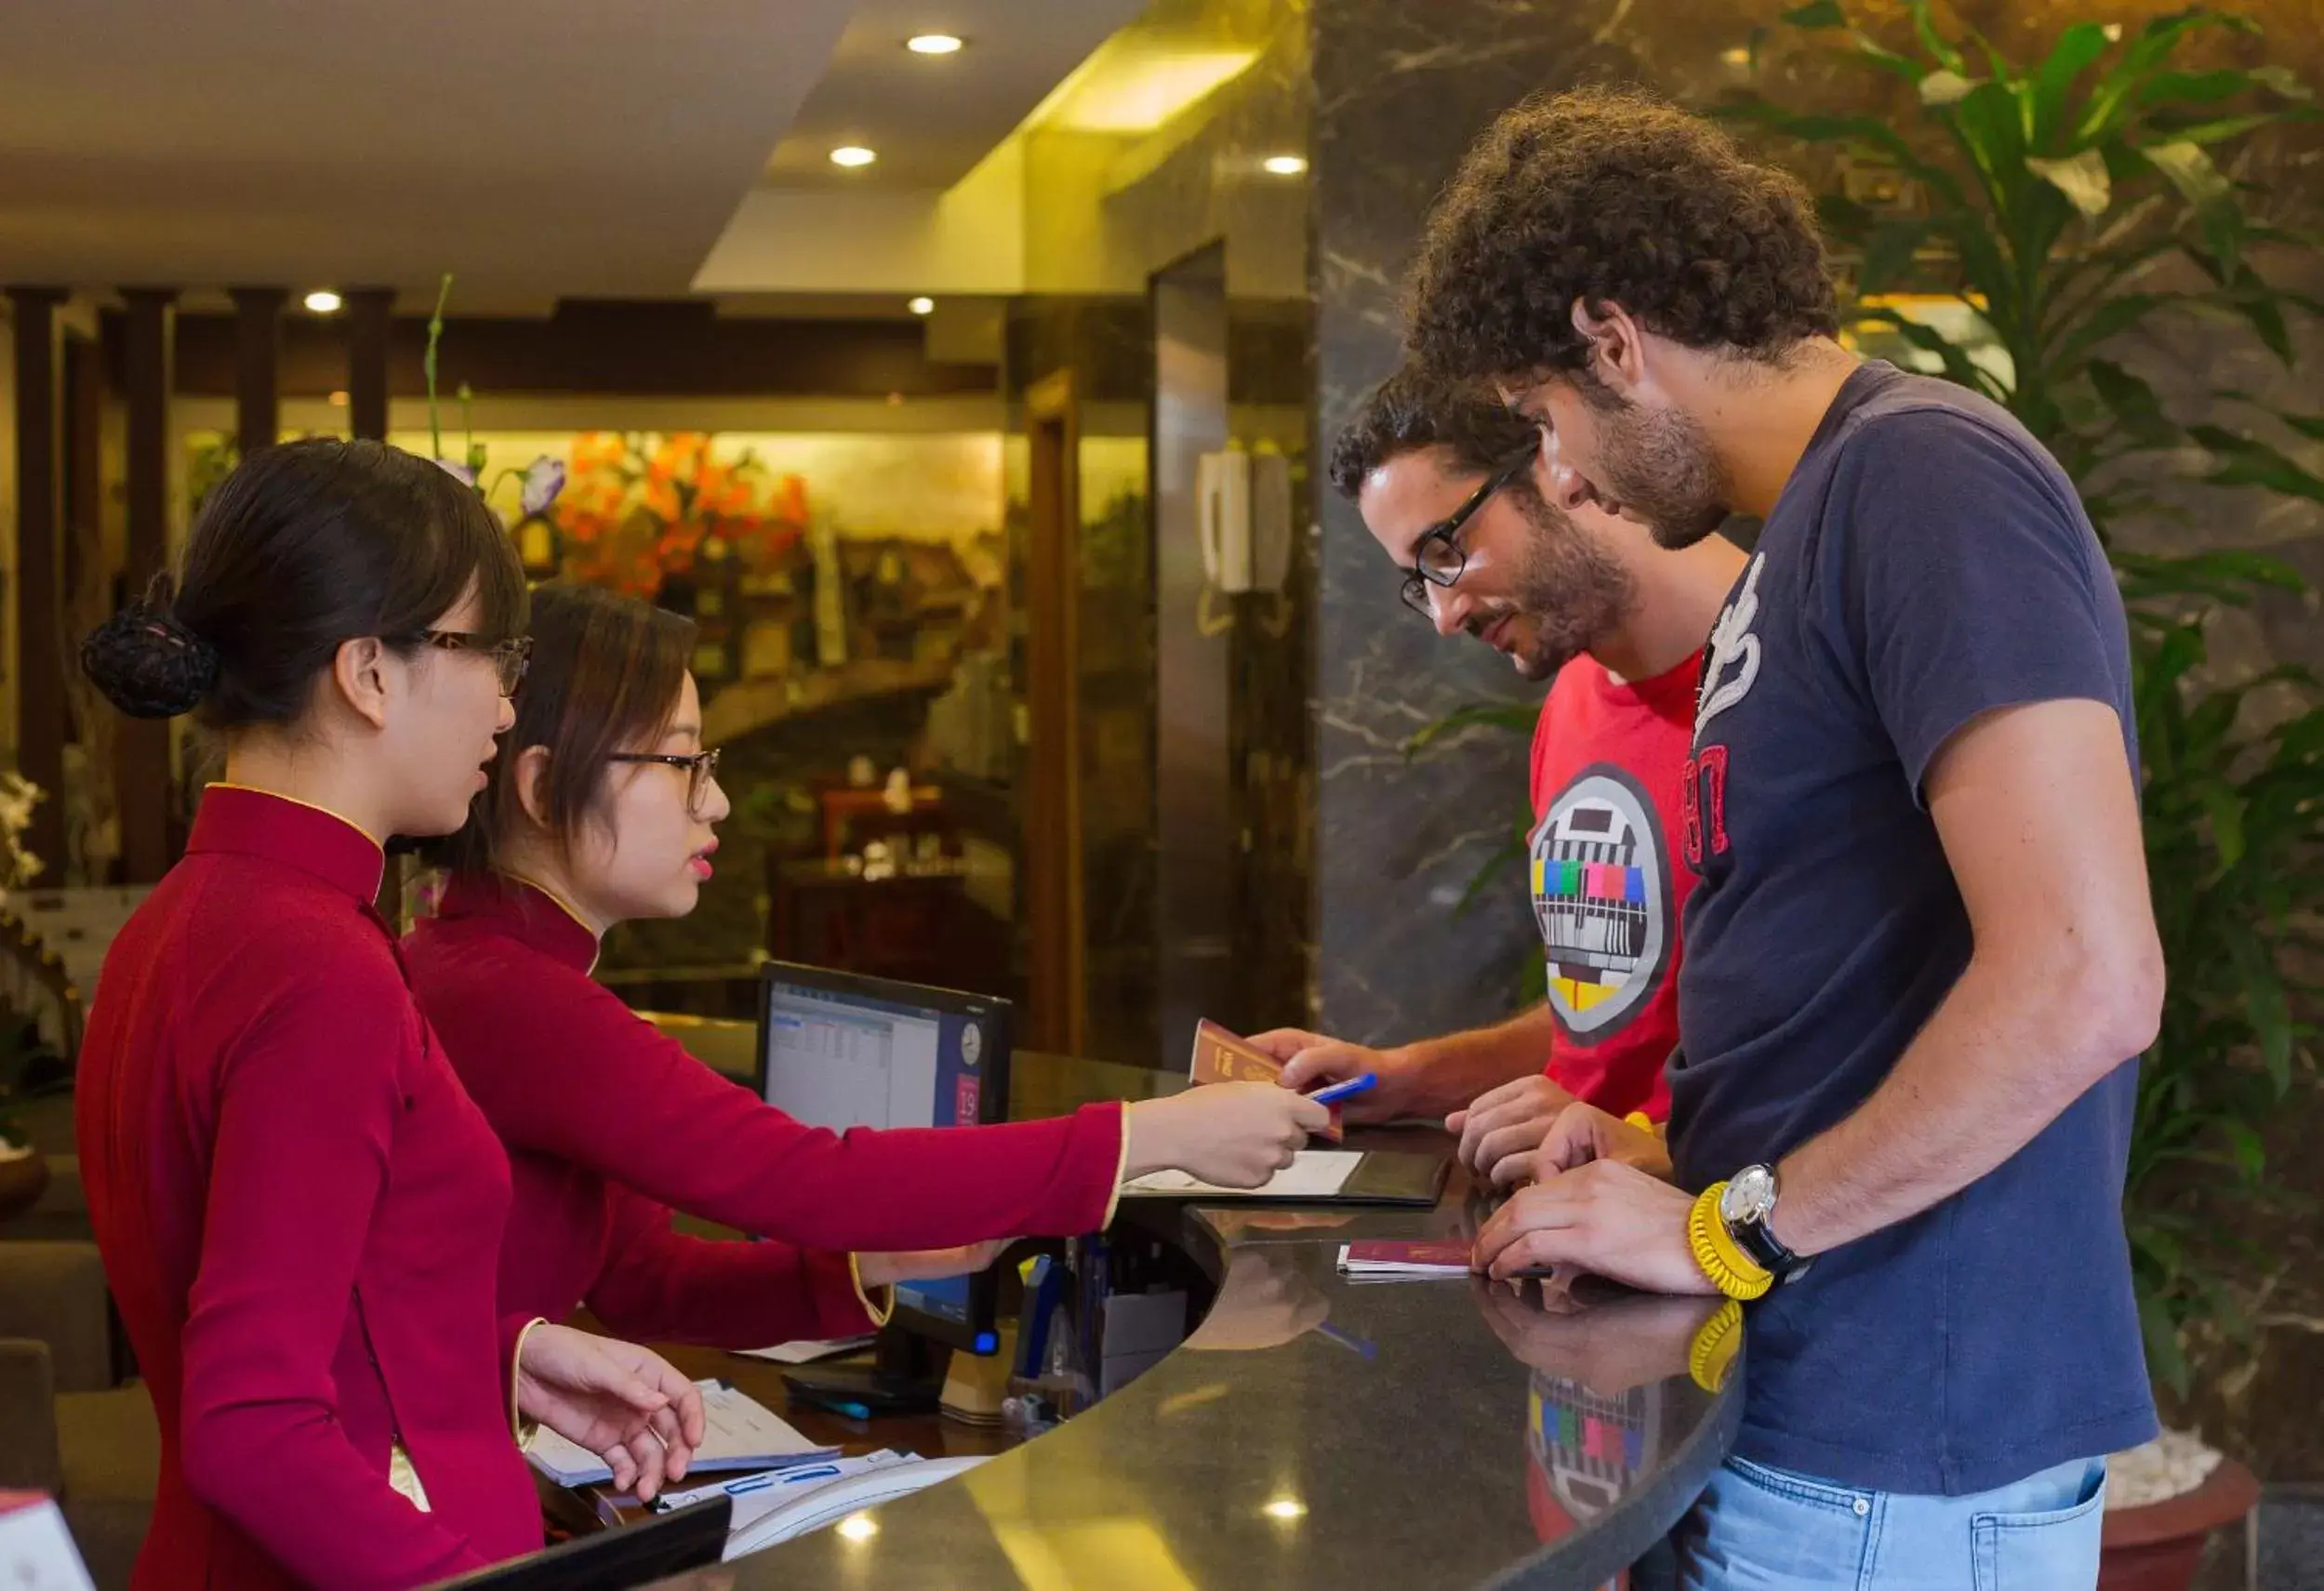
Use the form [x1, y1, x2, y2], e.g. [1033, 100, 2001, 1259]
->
[330, 637, 392, 731]
[512, 745, 554, 829]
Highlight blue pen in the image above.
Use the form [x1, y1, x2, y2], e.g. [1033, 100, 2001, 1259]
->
[1308, 1073, 1377, 1107]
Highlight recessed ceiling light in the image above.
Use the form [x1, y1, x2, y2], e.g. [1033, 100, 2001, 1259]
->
[1263, 1497, 1308, 1521]
[830, 145, 878, 168]
[303, 289, 343, 313]
[1261, 154, 1308, 177]
[906, 33, 963, 55]
[908, 297, 935, 315]
[835, 1513, 879, 1542]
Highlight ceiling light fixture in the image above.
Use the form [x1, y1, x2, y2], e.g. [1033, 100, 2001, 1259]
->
[1261, 154, 1308, 177]
[836, 1513, 879, 1543]
[906, 33, 963, 55]
[303, 289, 343, 314]
[830, 145, 878, 168]
[908, 297, 935, 315]
[1263, 1497, 1308, 1521]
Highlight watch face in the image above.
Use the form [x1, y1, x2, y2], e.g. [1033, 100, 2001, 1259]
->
[1721, 1165, 1775, 1225]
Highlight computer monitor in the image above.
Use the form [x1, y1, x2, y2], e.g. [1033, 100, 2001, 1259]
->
[754, 962, 1012, 1358]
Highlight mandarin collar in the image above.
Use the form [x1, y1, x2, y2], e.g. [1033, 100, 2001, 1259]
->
[433, 872, 601, 974]
[185, 785, 386, 903]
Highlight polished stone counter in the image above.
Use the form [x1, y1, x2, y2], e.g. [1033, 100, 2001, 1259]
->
[638, 1028, 1739, 1589]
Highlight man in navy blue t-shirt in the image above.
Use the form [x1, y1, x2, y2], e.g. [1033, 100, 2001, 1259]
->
[1406, 87, 2163, 1586]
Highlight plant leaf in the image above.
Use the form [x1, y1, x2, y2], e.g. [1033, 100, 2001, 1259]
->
[2029, 22, 2118, 151]
[2084, 359, 2179, 446]
[1919, 69, 1982, 105]
[2251, 64, 2313, 100]
[2199, 781, 2247, 872]
[2143, 139, 2232, 206]
[2027, 150, 2112, 217]
[2188, 424, 2324, 505]
[1907, 0, 1964, 73]
[2138, 1290, 2191, 1399]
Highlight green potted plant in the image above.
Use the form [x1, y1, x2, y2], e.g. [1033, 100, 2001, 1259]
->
[1720, 6, 2317, 1583]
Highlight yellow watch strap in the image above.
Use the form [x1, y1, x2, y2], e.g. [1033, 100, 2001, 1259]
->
[1687, 1182, 1773, 1301]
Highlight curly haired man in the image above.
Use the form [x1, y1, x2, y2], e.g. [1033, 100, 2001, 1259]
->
[1409, 86, 2162, 1588]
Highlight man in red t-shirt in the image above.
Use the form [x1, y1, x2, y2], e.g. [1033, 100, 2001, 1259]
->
[1252, 367, 1745, 1186]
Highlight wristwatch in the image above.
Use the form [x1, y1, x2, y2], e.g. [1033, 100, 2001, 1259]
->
[1719, 1164, 1811, 1284]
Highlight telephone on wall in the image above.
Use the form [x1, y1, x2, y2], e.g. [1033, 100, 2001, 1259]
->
[1197, 447, 1292, 595]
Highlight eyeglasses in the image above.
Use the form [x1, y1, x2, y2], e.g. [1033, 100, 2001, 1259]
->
[1398, 450, 1535, 617]
[411, 630, 533, 696]
[605, 747, 723, 816]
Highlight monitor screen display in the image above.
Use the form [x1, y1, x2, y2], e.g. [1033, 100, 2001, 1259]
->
[761, 983, 990, 1133]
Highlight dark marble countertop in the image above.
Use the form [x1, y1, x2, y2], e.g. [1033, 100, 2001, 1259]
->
[632, 1035, 1742, 1591]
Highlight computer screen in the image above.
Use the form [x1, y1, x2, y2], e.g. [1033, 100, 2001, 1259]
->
[756, 964, 1011, 1352]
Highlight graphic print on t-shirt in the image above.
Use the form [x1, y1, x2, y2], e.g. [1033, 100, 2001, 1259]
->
[1693, 553, 1764, 739]
[1530, 764, 1673, 1040]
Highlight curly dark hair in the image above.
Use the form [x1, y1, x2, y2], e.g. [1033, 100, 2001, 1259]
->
[1328, 366, 1538, 501]
[1406, 86, 1839, 382]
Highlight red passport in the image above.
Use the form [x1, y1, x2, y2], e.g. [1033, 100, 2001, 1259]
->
[1188, 1020, 1345, 1142]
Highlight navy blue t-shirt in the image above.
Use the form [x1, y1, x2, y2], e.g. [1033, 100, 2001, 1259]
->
[1669, 361, 2158, 1495]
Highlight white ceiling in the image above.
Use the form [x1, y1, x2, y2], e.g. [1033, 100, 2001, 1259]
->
[0, 0, 1138, 304]
[763, 0, 1146, 192]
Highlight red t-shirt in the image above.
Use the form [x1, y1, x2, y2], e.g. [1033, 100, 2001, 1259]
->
[1527, 651, 1704, 1121]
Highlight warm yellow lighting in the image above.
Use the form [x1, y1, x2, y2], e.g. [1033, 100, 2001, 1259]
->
[1720, 46, 1752, 67]
[1262, 1497, 1307, 1521]
[1036, 48, 1259, 134]
[1261, 154, 1307, 177]
[835, 1512, 880, 1543]
[907, 33, 963, 55]
[326, 390, 349, 407]
[830, 145, 879, 168]
[302, 289, 342, 314]
[908, 296, 936, 315]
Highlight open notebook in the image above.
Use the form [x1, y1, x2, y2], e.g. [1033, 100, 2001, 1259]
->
[524, 1380, 837, 1488]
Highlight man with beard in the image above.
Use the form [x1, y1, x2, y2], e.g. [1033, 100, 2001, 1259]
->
[1252, 367, 1744, 1186]
[1404, 86, 2162, 1587]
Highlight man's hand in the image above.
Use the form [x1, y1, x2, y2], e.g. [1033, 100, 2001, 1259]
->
[516, 1324, 706, 1503]
[1447, 1074, 1576, 1183]
[857, 1240, 1010, 1288]
[1484, 1100, 1674, 1190]
[1246, 1028, 1414, 1124]
[1471, 1160, 1717, 1293]
[1472, 1281, 1724, 1394]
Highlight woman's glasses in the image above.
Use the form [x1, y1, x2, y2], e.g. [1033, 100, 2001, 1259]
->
[412, 630, 533, 696]
[605, 747, 722, 816]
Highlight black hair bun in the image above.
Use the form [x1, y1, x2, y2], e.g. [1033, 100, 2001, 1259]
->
[80, 581, 220, 719]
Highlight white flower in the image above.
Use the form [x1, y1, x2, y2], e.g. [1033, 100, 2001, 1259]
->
[520, 457, 567, 518]
[432, 457, 477, 487]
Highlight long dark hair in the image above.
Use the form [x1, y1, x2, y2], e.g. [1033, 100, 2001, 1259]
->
[80, 439, 526, 727]
[432, 581, 697, 877]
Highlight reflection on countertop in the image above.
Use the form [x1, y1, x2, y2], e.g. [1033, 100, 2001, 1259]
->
[626, 1036, 1740, 1591]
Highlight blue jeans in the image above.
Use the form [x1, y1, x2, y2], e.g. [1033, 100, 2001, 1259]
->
[1666, 1453, 2106, 1590]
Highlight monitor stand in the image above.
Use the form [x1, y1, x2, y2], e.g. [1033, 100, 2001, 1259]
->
[779, 1327, 946, 1417]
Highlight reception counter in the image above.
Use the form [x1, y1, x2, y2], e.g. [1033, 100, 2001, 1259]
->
[620, 1025, 1741, 1590]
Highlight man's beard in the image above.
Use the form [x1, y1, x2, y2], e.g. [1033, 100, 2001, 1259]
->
[1471, 481, 1637, 681]
[1574, 376, 1730, 550]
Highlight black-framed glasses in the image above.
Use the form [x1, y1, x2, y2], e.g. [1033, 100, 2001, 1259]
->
[411, 630, 532, 695]
[605, 747, 723, 815]
[1398, 450, 1535, 617]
